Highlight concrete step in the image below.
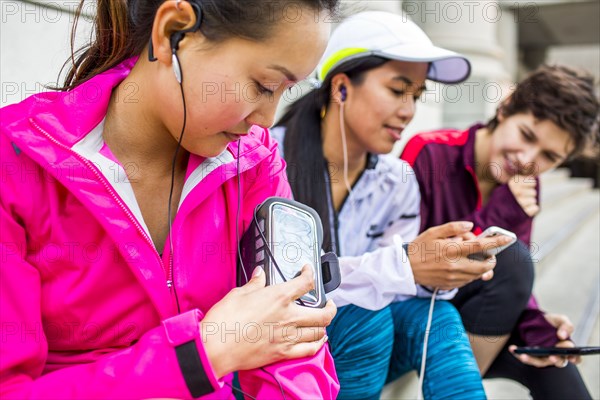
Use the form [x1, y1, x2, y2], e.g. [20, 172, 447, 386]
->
[535, 213, 600, 337]
[531, 189, 600, 264]
[539, 168, 571, 186]
[381, 371, 419, 399]
[580, 318, 600, 398]
[483, 378, 531, 399]
[539, 176, 594, 210]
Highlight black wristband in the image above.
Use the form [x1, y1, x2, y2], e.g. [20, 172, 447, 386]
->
[175, 340, 214, 398]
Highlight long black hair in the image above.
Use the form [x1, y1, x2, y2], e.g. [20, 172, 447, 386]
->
[58, 0, 339, 90]
[276, 56, 389, 251]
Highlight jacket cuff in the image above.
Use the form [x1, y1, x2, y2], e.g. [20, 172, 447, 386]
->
[162, 309, 223, 397]
[394, 236, 417, 295]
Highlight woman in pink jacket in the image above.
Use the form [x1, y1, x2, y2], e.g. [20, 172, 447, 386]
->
[0, 0, 340, 398]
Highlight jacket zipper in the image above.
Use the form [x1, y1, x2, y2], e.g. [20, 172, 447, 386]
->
[168, 253, 174, 289]
[30, 119, 174, 289]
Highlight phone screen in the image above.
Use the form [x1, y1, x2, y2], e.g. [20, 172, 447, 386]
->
[270, 204, 319, 303]
[468, 226, 517, 260]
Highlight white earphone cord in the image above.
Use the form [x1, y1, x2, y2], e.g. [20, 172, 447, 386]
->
[339, 89, 433, 398]
[417, 288, 438, 400]
[339, 102, 353, 198]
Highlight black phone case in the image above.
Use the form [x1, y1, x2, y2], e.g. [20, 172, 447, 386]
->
[237, 197, 340, 308]
[514, 346, 600, 356]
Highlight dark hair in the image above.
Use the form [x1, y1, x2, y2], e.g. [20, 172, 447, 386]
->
[58, 0, 339, 90]
[276, 57, 389, 252]
[487, 65, 600, 159]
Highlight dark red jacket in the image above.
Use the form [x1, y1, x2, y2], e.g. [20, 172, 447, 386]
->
[401, 124, 536, 243]
[402, 124, 559, 346]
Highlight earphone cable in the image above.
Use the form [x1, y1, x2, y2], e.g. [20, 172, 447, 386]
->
[235, 144, 291, 397]
[261, 366, 287, 400]
[168, 59, 277, 399]
[417, 288, 438, 400]
[225, 382, 257, 400]
[167, 52, 186, 314]
[236, 140, 247, 282]
[339, 102, 353, 199]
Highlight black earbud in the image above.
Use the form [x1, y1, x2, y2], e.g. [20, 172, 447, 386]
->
[147, 1, 203, 84]
[340, 85, 347, 102]
[169, 1, 202, 54]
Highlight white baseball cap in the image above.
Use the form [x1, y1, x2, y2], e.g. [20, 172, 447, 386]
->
[317, 11, 471, 84]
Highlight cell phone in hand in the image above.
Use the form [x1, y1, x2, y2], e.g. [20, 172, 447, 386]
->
[467, 226, 517, 261]
[514, 346, 600, 357]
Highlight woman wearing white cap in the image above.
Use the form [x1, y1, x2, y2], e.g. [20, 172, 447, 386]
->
[272, 11, 508, 399]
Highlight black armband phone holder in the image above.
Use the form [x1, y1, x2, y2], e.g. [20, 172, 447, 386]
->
[237, 197, 341, 308]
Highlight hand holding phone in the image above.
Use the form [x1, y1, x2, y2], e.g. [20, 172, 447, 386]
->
[509, 344, 592, 368]
[467, 226, 517, 261]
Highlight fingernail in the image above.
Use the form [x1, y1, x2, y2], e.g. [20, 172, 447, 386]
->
[252, 266, 263, 277]
[323, 335, 329, 343]
[462, 222, 473, 230]
[559, 329, 568, 338]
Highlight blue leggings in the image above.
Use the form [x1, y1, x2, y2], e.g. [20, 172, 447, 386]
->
[327, 299, 486, 400]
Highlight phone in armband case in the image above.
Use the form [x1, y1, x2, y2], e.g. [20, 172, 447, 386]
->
[467, 226, 517, 261]
[237, 197, 341, 308]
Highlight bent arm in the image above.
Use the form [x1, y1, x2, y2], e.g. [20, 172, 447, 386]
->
[237, 128, 340, 399]
[0, 205, 222, 399]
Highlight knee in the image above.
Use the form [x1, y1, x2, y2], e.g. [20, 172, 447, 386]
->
[431, 299, 462, 320]
[493, 240, 535, 304]
[328, 305, 394, 360]
[391, 299, 466, 343]
[431, 301, 467, 339]
[391, 300, 471, 361]
[424, 302, 476, 359]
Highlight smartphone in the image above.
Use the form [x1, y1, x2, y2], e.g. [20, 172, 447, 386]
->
[237, 197, 340, 308]
[468, 226, 517, 261]
[270, 203, 321, 304]
[514, 346, 600, 356]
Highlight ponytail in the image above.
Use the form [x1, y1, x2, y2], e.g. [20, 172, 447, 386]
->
[59, 0, 135, 90]
[278, 86, 334, 250]
[56, 0, 341, 91]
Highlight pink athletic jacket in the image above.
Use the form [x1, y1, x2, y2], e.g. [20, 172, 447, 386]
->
[0, 58, 339, 399]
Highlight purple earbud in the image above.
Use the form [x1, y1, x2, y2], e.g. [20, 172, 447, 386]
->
[340, 85, 347, 102]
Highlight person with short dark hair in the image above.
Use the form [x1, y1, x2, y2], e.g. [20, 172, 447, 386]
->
[402, 64, 599, 399]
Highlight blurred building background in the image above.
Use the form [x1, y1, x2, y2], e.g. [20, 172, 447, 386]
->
[1, 1, 598, 398]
